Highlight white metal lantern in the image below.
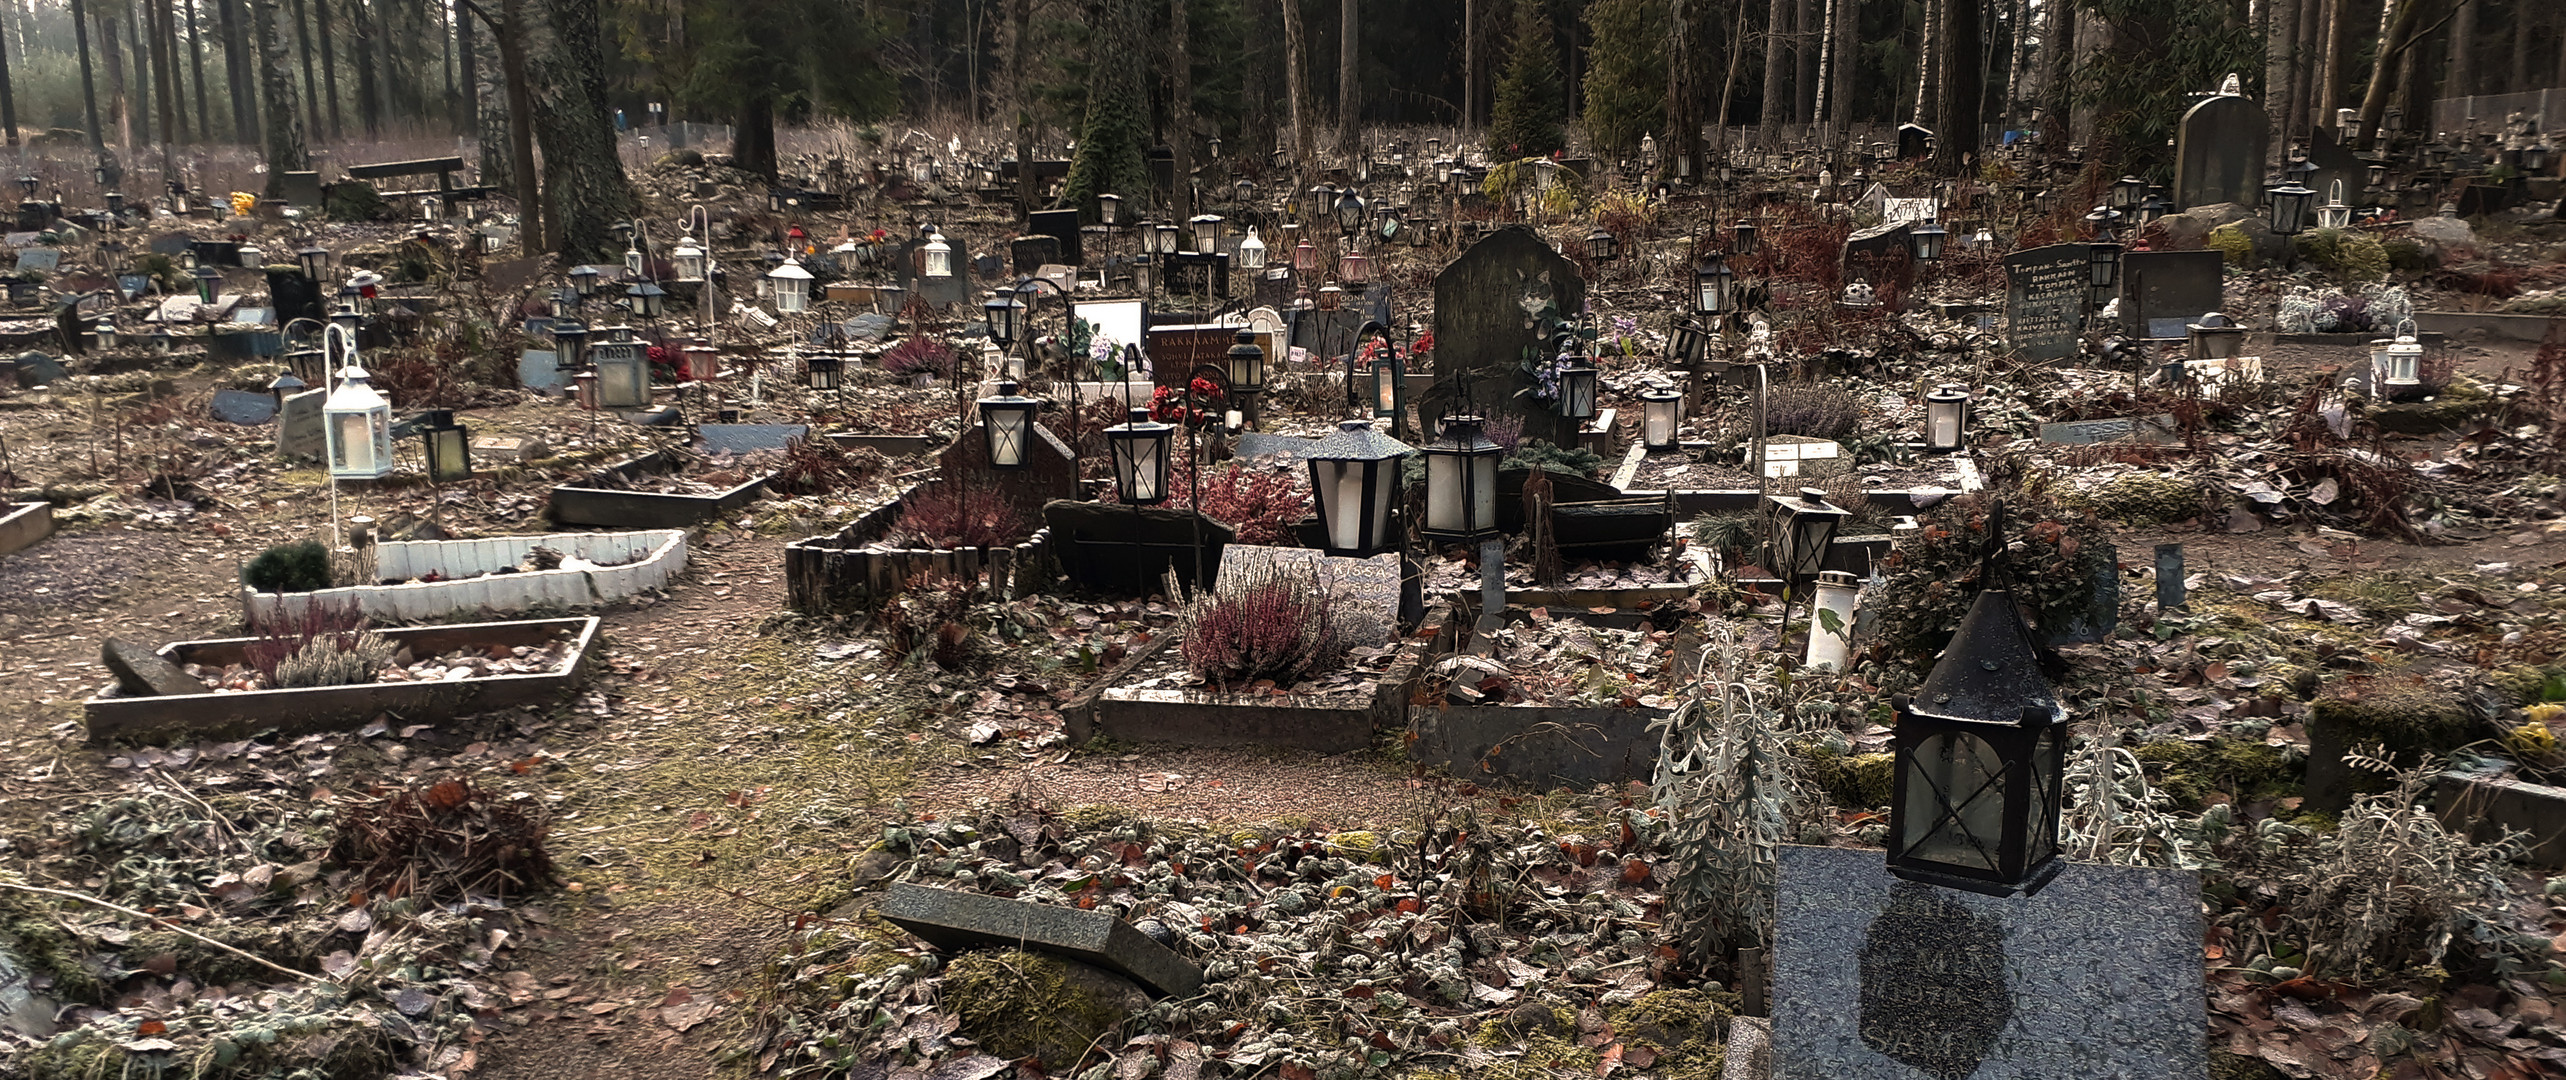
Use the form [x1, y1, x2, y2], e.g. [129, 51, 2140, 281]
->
[1238, 227, 1267, 270]
[1640, 387, 1682, 450]
[1806, 570, 1861, 670]
[1105, 406, 1176, 505]
[672, 236, 707, 283]
[2382, 320, 2423, 390]
[2316, 180, 2352, 231]
[593, 327, 651, 409]
[323, 363, 394, 480]
[623, 242, 644, 279]
[923, 231, 953, 278]
[1307, 418, 1414, 557]
[770, 256, 814, 313]
[1924, 384, 1971, 452]
[1421, 413, 1502, 543]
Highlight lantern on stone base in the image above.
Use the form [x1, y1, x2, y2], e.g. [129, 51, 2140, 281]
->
[1887, 586, 2069, 898]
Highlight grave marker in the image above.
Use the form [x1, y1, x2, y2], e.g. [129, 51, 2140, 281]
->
[1423, 226, 1585, 450]
[209, 388, 278, 425]
[13, 248, 58, 273]
[1010, 235, 1062, 275]
[277, 388, 326, 458]
[1771, 845, 2205, 1080]
[10, 352, 62, 388]
[696, 423, 809, 456]
[1840, 223, 1916, 296]
[882, 882, 1202, 998]
[2173, 91, 2270, 210]
[2002, 244, 2090, 362]
[2037, 414, 2180, 445]
[2121, 250, 2226, 339]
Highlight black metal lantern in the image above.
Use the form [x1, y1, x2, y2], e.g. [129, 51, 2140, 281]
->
[1695, 256, 1735, 316]
[1910, 221, 1948, 262]
[1768, 486, 1848, 582]
[1732, 219, 1758, 257]
[626, 281, 667, 319]
[16, 174, 36, 197]
[1190, 213, 1224, 253]
[552, 320, 590, 371]
[1555, 349, 1598, 421]
[1887, 586, 2068, 898]
[1420, 412, 1502, 543]
[2266, 181, 2316, 236]
[1586, 225, 1618, 263]
[2138, 187, 2173, 226]
[266, 368, 307, 407]
[1639, 387, 1682, 450]
[192, 265, 221, 305]
[2087, 242, 2121, 295]
[1333, 189, 1366, 235]
[569, 264, 601, 298]
[1225, 328, 1266, 398]
[977, 380, 1041, 469]
[1924, 384, 1970, 451]
[1098, 192, 1122, 226]
[1671, 320, 1710, 365]
[1307, 418, 1414, 557]
[806, 350, 844, 390]
[420, 409, 472, 483]
[2109, 175, 2147, 211]
[985, 291, 1024, 346]
[1105, 406, 1176, 505]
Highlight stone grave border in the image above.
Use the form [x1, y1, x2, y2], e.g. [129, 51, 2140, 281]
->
[1060, 600, 1452, 754]
[83, 616, 601, 746]
[240, 530, 687, 624]
[0, 500, 54, 556]
[548, 450, 775, 529]
[1406, 601, 1693, 789]
[783, 479, 1053, 615]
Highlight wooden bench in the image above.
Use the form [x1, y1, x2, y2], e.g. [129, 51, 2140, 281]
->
[342, 156, 492, 213]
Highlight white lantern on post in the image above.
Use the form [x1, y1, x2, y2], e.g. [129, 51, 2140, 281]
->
[770, 256, 813, 313]
[671, 236, 707, 283]
[1924, 384, 1971, 452]
[923, 230, 954, 278]
[1238, 227, 1267, 270]
[323, 363, 394, 480]
[2381, 320, 2423, 392]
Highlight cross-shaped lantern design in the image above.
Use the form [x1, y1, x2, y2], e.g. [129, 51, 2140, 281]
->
[1888, 566, 2069, 898]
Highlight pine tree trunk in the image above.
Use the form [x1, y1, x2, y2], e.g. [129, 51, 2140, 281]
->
[1282, 0, 1311, 167]
[101, 4, 128, 152]
[186, 0, 212, 140]
[453, 0, 472, 138]
[0, 1, 20, 146]
[2000, 0, 2027, 133]
[1012, 0, 1032, 219]
[1829, 0, 1852, 141]
[150, 0, 178, 145]
[462, 0, 532, 240]
[471, 2, 508, 187]
[1463, 0, 1475, 131]
[1757, 0, 1789, 145]
[1337, 0, 1355, 150]
[733, 94, 776, 179]
[291, 0, 319, 142]
[527, 0, 634, 261]
[2316, 0, 2344, 124]
[2510, 0, 2530, 91]
[2036, 0, 2070, 147]
[1794, 0, 1816, 124]
[73, 0, 105, 150]
[2359, 0, 2428, 142]
[1717, 0, 1749, 160]
[1932, 0, 1977, 169]
[1912, 0, 1936, 126]
[125, 0, 149, 147]
[2267, 0, 2297, 167]
[252, 0, 303, 198]
[2446, 0, 2471, 100]
[352, 0, 379, 137]
[218, 0, 258, 144]
[314, 0, 339, 138]
[1666, 0, 1693, 177]
[1173, 0, 1193, 221]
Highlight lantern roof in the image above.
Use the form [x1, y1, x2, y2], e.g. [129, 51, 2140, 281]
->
[1307, 418, 1413, 463]
[1909, 588, 2060, 727]
[324, 365, 386, 412]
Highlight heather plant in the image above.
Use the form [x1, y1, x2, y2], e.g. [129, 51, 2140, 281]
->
[880, 336, 959, 378]
[1179, 565, 1346, 688]
[1762, 384, 1861, 440]
[242, 599, 372, 685]
[885, 478, 1035, 549]
[1104, 461, 1311, 545]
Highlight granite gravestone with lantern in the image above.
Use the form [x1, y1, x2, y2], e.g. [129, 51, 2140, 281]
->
[1419, 226, 1586, 450]
[2174, 90, 2270, 210]
[1841, 224, 1917, 301]
[2002, 244, 2091, 362]
[2121, 250, 2227, 340]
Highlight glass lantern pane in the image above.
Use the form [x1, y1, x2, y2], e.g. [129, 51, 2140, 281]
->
[1314, 460, 1365, 551]
[1468, 453, 1496, 531]
[2026, 726, 2063, 866]
[1425, 453, 1462, 533]
[1899, 732, 2008, 872]
[990, 412, 1030, 466]
[331, 414, 359, 467]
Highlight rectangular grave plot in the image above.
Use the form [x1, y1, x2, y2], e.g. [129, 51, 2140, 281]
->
[548, 451, 774, 529]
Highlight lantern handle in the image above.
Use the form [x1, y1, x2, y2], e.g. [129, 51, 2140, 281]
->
[323, 320, 358, 380]
[2396, 317, 2416, 339]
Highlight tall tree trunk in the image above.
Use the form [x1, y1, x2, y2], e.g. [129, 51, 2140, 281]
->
[1666, 0, 1690, 176]
[1912, 0, 1937, 125]
[1337, 0, 1355, 150]
[2068, 3, 2107, 149]
[217, 0, 258, 144]
[2267, 0, 2297, 168]
[2509, 0, 2530, 91]
[101, 6, 129, 152]
[2358, 0, 2437, 145]
[150, 0, 178, 145]
[0, 0, 19, 146]
[1463, 0, 1475, 131]
[1012, 0, 1032, 218]
[471, 1, 508, 186]
[1174, 0, 1193, 220]
[314, 0, 340, 137]
[1282, 0, 1311, 166]
[2446, 0, 2472, 99]
[73, 0, 105, 151]
[462, 0, 532, 241]
[2316, 0, 2345, 126]
[1827, 0, 1852, 140]
[1718, 0, 1750, 162]
[2000, 0, 2029, 133]
[291, 0, 319, 142]
[734, 94, 775, 179]
[187, 0, 213, 140]
[1794, 0, 1817, 124]
[252, 0, 303, 198]
[124, 0, 149, 147]
[454, 0, 473, 136]
[1757, 0, 1789, 144]
[2035, 0, 2070, 147]
[352, 0, 379, 137]
[1932, 0, 1979, 169]
[526, 0, 636, 260]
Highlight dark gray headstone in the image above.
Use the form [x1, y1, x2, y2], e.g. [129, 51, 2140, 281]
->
[2174, 93, 2270, 210]
[148, 232, 195, 257]
[277, 388, 326, 458]
[1896, 123, 1933, 160]
[1029, 209, 1082, 265]
[13, 248, 58, 273]
[696, 423, 809, 455]
[882, 882, 1202, 998]
[1165, 251, 1229, 300]
[1011, 235, 1062, 275]
[2002, 244, 2090, 363]
[1772, 845, 2205, 1080]
[972, 253, 1003, 278]
[1424, 226, 1584, 449]
[2121, 251, 2225, 341]
[209, 388, 278, 425]
[1841, 223, 1916, 296]
[2038, 414, 2179, 445]
[279, 170, 323, 207]
[2302, 131, 2367, 217]
[11, 352, 62, 388]
[518, 350, 567, 393]
[104, 639, 203, 697]
[1252, 267, 1297, 309]
[2155, 543, 2186, 610]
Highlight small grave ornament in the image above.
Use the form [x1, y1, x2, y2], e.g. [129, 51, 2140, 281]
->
[1924, 384, 1971, 452]
[323, 363, 394, 480]
[1888, 567, 2069, 898]
[977, 380, 1040, 468]
[1106, 406, 1176, 505]
[420, 409, 471, 483]
[2381, 319, 2423, 391]
[1639, 386, 1682, 450]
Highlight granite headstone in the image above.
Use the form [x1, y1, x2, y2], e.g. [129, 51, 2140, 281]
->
[1841, 223, 1917, 296]
[2002, 244, 2090, 362]
[10, 352, 62, 387]
[1771, 845, 2205, 1080]
[1424, 226, 1585, 449]
[697, 423, 809, 455]
[2120, 250, 2226, 339]
[1011, 235, 1062, 275]
[209, 388, 278, 425]
[13, 248, 58, 273]
[1028, 209, 1082, 265]
[277, 388, 326, 458]
[2173, 92, 2269, 210]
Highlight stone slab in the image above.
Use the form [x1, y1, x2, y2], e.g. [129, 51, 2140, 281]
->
[881, 882, 1203, 999]
[2436, 771, 2566, 868]
[2121, 251, 2225, 341]
[696, 423, 809, 456]
[519, 350, 567, 393]
[209, 388, 277, 425]
[2173, 93, 2269, 210]
[14, 247, 58, 273]
[1724, 1017, 1773, 1080]
[0, 939, 56, 1039]
[1216, 546, 1400, 647]
[2003, 244, 2090, 363]
[2038, 414, 2178, 446]
[0, 501, 53, 557]
[104, 638, 204, 697]
[1772, 845, 2205, 1080]
[278, 388, 326, 459]
[11, 351, 62, 388]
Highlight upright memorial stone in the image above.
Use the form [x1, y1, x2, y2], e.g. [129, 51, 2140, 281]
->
[2121, 250, 2227, 339]
[1841, 224, 1916, 299]
[2002, 244, 2090, 362]
[1028, 209, 1082, 266]
[2174, 89, 2270, 210]
[1421, 226, 1586, 449]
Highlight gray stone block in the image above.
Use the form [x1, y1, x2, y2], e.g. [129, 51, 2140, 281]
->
[104, 639, 202, 698]
[881, 882, 1203, 999]
[1772, 845, 2205, 1080]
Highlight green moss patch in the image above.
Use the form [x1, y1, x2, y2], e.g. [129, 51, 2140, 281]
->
[943, 948, 1146, 1069]
[2132, 735, 2301, 808]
